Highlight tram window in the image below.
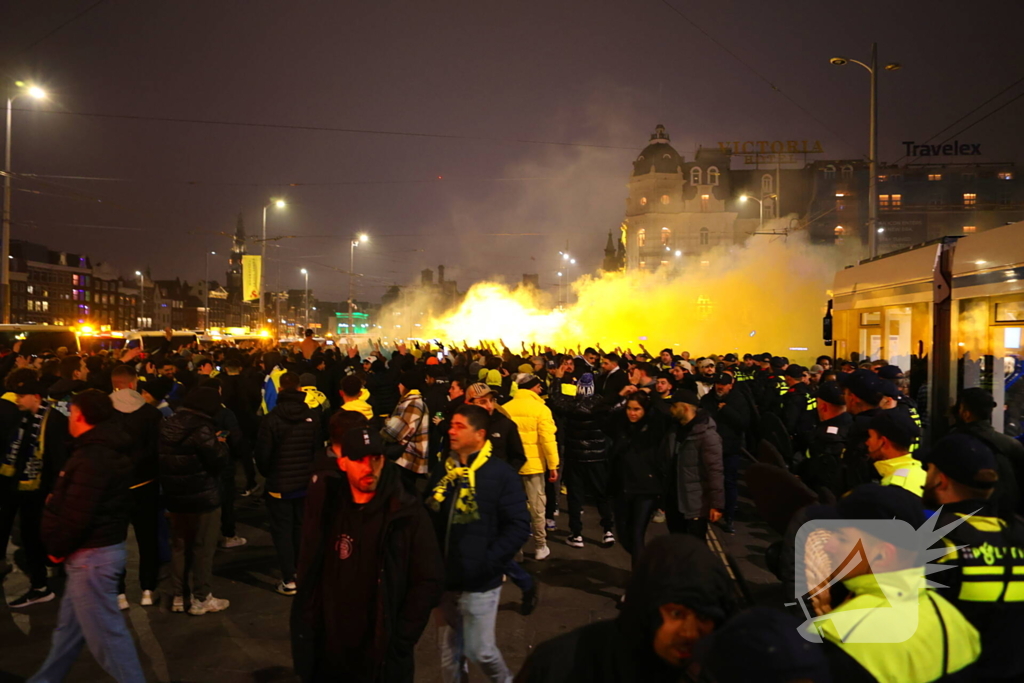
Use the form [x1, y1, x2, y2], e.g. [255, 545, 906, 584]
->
[1005, 328, 1022, 350]
[995, 302, 1024, 322]
[859, 311, 881, 325]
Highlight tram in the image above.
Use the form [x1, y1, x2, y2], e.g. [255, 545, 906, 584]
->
[829, 220, 1024, 439]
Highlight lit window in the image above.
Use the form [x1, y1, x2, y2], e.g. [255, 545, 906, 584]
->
[661, 227, 671, 245]
[701, 194, 710, 211]
[72, 274, 79, 285]
[998, 171, 1014, 180]
[708, 167, 720, 185]
[878, 174, 888, 182]
[841, 165, 853, 180]
[928, 173, 942, 181]
[700, 227, 709, 245]
[639, 197, 647, 206]
[891, 194, 902, 210]
[880, 194, 890, 209]
[963, 193, 977, 207]
[761, 174, 773, 194]
[637, 229, 646, 247]
[660, 260, 669, 266]
[963, 225, 976, 234]
[834, 226, 845, 236]
[639, 261, 646, 269]
[691, 167, 702, 185]
[660, 194, 670, 205]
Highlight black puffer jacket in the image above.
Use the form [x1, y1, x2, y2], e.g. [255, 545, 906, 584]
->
[607, 410, 669, 496]
[159, 408, 227, 513]
[255, 389, 320, 496]
[111, 389, 163, 487]
[549, 392, 611, 462]
[41, 421, 134, 559]
[366, 367, 401, 418]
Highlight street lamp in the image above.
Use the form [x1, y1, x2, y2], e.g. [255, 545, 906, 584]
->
[260, 199, 286, 323]
[3, 81, 47, 323]
[204, 251, 216, 331]
[301, 268, 309, 331]
[739, 194, 777, 232]
[135, 270, 144, 329]
[830, 44, 902, 258]
[348, 232, 368, 330]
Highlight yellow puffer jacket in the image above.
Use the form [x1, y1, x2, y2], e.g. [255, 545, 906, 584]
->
[503, 389, 558, 475]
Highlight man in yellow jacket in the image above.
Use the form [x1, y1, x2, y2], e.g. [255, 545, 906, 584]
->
[504, 374, 559, 560]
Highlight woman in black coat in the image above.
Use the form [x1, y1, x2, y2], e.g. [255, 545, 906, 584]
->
[607, 393, 669, 571]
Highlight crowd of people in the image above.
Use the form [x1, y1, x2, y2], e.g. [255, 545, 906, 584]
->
[1, 328, 1022, 682]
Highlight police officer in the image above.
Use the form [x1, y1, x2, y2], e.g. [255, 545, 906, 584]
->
[780, 364, 817, 458]
[734, 353, 756, 383]
[878, 365, 923, 454]
[837, 369, 887, 492]
[865, 409, 925, 496]
[798, 381, 851, 498]
[924, 433, 1024, 682]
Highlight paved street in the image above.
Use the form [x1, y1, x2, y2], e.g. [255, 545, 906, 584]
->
[0, 466, 782, 683]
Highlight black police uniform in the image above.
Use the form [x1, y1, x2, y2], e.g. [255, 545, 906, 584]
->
[799, 411, 853, 498]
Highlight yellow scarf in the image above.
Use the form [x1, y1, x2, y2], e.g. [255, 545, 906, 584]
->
[428, 441, 492, 524]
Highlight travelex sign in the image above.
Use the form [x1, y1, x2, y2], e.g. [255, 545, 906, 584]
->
[903, 140, 982, 157]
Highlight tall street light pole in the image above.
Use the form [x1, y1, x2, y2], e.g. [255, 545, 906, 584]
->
[738, 195, 763, 231]
[3, 82, 47, 323]
[135, 270, 145, 329]
[349, 233, 368, 332]
[261, 199, 285, 326]
[301, 268, 309, 331]
[830, 45, 902, 258]
[204, 251, 216, 331]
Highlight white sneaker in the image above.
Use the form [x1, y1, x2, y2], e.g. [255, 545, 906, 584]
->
[534, 545, 551, 561]
[652, 509, 666, 524]
[603, 530, 616, 547]
[566, 535, 584, 548]
[171, 595, 184, 613]
[219, 536, 247, 549]
[140, 590, 154, 606]
[189, 594, 230, 615]
[117, 593, 129, 611]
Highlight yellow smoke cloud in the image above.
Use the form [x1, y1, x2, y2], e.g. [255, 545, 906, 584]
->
[406, 231, 849, 364]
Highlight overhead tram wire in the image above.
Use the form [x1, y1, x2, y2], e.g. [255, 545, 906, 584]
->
[0, 0, 108, 66]
[903, 89, 1024, 165]
[656, 0, 858, 155]
[7, 107, 638, 152]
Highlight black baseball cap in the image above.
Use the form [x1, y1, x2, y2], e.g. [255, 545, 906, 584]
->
[742, 353, 754, 361]
[809, 483, 926, 548]
[921, 433, 999, 489]
[868, 410, 920, 450]
[713, 373, 734, 386]
[723, 353, 738, 363]
[770, 356, 786, 368]
[340, 427, 384, 461]
[815, 381, 845, 406]
[838, 369, 886, 405]
[877, 364, 904, 380]
[784, 364, 808, 379]
[10, 377, 44, 396]
[755, 352, 771, 362]
[667, 388, 701, 406]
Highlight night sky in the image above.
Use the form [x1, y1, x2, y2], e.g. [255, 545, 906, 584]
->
[3, 0, 1023, 304]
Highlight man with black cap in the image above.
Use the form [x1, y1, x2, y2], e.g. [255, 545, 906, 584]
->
[800, 381, 852, 498]
[699, 374, 750, 533]
[877, 364, 923, 454]
[780, 364, 817, 458]
[951, 387, 1024, 519]
[837, 369, 887, 492]
[516, 534, 736, 682]
[291, 415, 444, 682]
[0, 369, 68, 608]
[805, 484, 980, 683]
[662, 389, 724, 538]
[865, 409, 925, 496]
[924, 433, 1024, 682]
[255, 371, 321, 596]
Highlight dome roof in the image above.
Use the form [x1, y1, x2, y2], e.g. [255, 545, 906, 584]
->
[632, 125, 682, 177]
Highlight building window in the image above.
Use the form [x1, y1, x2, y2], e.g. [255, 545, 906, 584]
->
[824, 165, 836, 179]
[880, 194, 890, 209]
[639, 261, 646, 269]
[963, 193, 977, 208]
[891, 194, 902, 210]
[707, 167, 720, 186]
[700, 227, 709, 245]
[841, 165, 853, 180]
[660, 194, 670, 205]
[998, 172, 1013, 181]
[660, 260, 669, 266]
[661, 227, 671, 245]
[639, 197, 647, 206]
[637, 229, 646, 247]
[963, 225, 976, 234]
[878, 174, 888, 182]
[761, 174, 773, 194]
[701, 194, 710, 211]
[928, 173, 942, 181]
[690, 167, 702, 185]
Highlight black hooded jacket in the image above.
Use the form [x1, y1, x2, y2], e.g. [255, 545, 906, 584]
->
[607, 409, 670, 496]
[291, 460, 444, 683]
[516, 534, 737, 683]
[158, 407, 227, 513]
[255, 389, 321, 496]
[548, 391, 611, 462]
[41, 421, 134, 559]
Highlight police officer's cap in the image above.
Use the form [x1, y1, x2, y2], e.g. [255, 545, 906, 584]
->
[742, 353, 754, 361]
[921, 433, 999, 490]
[837, 369, 886, 405]
[810, 483, 926, 548]
[723, 353, 738, 363]
[877, 364, 904, 380]
[783, 364, 808, 379]
[815, 381, 845, 406]
[868, 410, 920, 450]
[770, 355, 786, 368]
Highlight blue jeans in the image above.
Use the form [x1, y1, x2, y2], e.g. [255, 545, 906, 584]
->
[29, 542, 145, 683]
[436, 587, 510, 683]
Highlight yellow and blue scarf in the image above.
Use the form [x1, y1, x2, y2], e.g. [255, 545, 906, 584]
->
[427, 441, 492, 524]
